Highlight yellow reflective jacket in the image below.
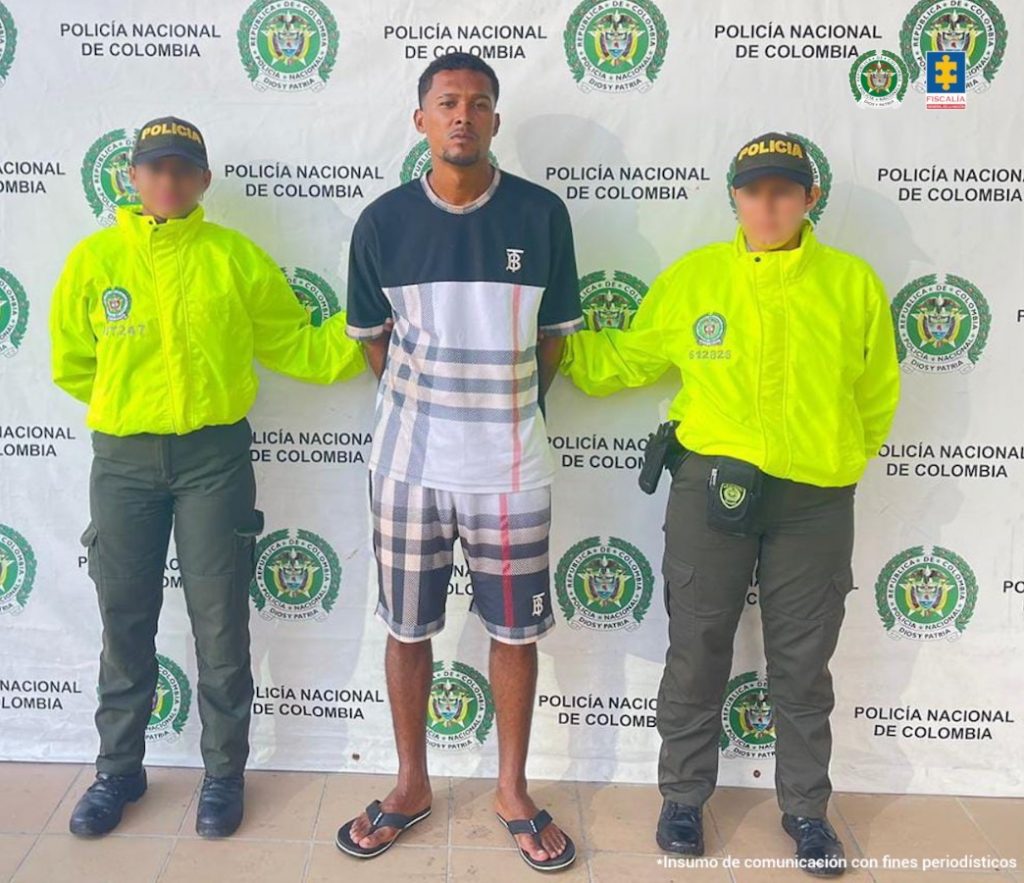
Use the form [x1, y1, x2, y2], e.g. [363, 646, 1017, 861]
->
[561, 222, 900, 487]
[50, 205, 365, 436]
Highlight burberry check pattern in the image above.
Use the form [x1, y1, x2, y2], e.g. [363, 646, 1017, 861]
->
[371, 471, 555, 644]
[346, 168, 584, 494]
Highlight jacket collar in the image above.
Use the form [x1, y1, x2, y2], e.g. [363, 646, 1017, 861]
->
[733, 219, 818, 278]
[116, 204, 205, 244]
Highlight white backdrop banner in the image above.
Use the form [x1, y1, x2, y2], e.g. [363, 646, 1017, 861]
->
[0, 0, 1022, 798]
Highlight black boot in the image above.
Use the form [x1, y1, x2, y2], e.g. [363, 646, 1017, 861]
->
[782, 813, 847, 877]
[195, 774, 245, 838]
[69, 769, 147, 836]
[656, 800, 704, 855]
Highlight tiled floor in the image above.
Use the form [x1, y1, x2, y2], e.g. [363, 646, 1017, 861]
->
[0, 762, 1020, 882]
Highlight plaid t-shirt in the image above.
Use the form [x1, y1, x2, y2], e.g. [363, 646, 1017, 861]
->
[346, 168, 583, 493]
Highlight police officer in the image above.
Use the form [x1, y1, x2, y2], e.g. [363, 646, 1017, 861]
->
[561, 133, 900, 876]
[49, 117, 365, 838]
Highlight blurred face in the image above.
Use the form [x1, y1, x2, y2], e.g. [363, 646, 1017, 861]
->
[129, 156, 211, 220]
[414, 69, 499, 171]
[731, 177, 821, 250]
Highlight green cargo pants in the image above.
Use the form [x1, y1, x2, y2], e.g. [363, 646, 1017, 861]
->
[657, 451, 856, 818]
[80, 418, 263, 778]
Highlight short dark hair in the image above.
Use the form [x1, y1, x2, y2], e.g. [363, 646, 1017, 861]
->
[418, 53, 499, 108]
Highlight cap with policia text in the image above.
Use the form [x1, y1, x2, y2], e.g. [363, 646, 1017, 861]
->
[131, 116, 208, 170]
[731, 133, 812, 190]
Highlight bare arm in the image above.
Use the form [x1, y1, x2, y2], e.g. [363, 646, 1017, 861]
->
[538, 335, 565, 398]
[363, 334, 389, 380]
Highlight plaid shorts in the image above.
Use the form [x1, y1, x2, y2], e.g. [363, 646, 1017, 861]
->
[370, 471, 555, 644]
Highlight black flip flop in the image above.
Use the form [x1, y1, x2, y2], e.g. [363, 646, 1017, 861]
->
[335, 799, 432, 859]
[497, 809, 577, 872]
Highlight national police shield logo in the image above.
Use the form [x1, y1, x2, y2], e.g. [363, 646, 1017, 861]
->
[81, 129, 140, 226]
[238, 0, 339, 92]
[555, 536, 654, 631]
[875, 546, 977, 641]
[101, 287, 132, 323]
[147, 654, 191, 742]
[0, 2, 17, 88]
[693, 312, 726, 347]
[579, 270, 648, 331]
[0, 267, 28, 358]
[850, 49, 910, 107]
[250, 528, 340, 622]
[727, 131, 833, 223]
[564, 0, 669, 94]
[0, 524, 36, 616]
[893, 273, 990, 373]
[720, 671, 776, 759]
[901, 0, 1008, 93]
[426, 661, 494, 750]
[282, 267, 340, 326]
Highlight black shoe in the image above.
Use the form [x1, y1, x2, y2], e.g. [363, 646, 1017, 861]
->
[782, 813, 847, 877]
[68, 769, 147, 836]
[195, 773, 245, 838]
[656, 800, 704, 855]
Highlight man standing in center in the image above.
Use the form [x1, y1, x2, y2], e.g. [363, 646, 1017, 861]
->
[335, 54, 582, 872]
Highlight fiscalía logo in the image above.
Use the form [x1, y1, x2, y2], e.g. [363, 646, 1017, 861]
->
[579, 270, 648, 331]
[901, 0, 1008, 93]
[400, 138, 499, 184]
[282, 267, 340, 326]
[0, 524, 36, 616]
[0, 267, 28, 358]
[426, 660, 494, 750]
[875, 545, 977, 641]
[250, 528, 340, 622]
[101, 287, 132, 323]
[564, 0, 668, 94]
[850, 49, 911, 107]
[556, 536, 653, 631]
[0, 2, 16, 87]
[926, 49, 968, 108]
[238, 0, 339, 92]
[82, 129, 140, 226]
[727, 132, 833, 224]
[892, 273, 990, 373]
[147, 654, 191, 741]
[720, 671, 776, 759]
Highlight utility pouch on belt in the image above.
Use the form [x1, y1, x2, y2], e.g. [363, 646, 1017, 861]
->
[639, 421, 688, 495]
[706, 456, 764, 536]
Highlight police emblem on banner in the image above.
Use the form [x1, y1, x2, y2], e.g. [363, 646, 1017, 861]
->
[0, 2, 16, 88]
[579, 270, 648, 331]
[81, 129, 140, 226]
[875, 546, 978, 641]
[147, 654, 191, 742]
[555, 536, 653, 631]
[892, 273, 990, 373]
[564, 0, 668, 93]
[727, 132, 833, 224]
[901, 0, 1008, 93]
[426, 661, 494, 750]
[282, 267, 340, 326]
[399, 138, 499, 184]
[720, 671, 776, 759]
[849, 49, 910, 107]
[0, 268, 28, 358]
[0, 524, 36, 616]
[238, 0, 339, 92]
[101, 287, 132, 323]
[250, 528, 340, 622]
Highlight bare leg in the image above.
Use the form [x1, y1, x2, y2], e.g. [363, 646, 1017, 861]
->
[490, 639, 568, 862]
[349, 635, 433, 849]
